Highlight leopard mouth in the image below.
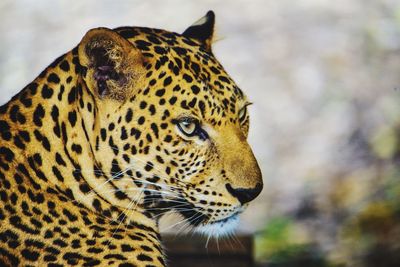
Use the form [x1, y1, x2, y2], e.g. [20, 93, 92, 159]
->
[147, 193, 242, 236]
[194, 212, 240, 237]
[175, 200, 242, 237]
[174, 208, 241, 237]
[175, 204, 208, 226]
[144, 195, 209, 225]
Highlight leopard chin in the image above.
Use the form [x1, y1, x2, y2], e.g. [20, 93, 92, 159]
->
[194, 213, 240, 238]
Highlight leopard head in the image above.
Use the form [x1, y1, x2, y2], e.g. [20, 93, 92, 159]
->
[77, 11, 262, 236]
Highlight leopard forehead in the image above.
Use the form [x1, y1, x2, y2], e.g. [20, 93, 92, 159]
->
[114, 26, 247, 124]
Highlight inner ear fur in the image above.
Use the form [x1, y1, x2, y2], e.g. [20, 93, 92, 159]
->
[78, 27, 146, 100]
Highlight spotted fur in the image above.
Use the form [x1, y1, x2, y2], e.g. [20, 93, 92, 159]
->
[0, 11, 262, 266]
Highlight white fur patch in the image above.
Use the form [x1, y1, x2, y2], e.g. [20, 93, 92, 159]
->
[195, 214, 240, 238]
[191, 16, 208, 27]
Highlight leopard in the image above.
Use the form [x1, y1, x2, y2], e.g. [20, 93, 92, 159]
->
[0, 11, 263, 266]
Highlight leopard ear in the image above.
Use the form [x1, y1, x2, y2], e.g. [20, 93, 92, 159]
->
[78, 27, 146, 100]
[182, 10, 215, 51]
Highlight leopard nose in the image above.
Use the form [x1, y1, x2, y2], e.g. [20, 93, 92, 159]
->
[225, 183, 263, 205]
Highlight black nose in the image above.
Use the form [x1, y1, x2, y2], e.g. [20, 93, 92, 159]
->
[226, 183, 263, 205]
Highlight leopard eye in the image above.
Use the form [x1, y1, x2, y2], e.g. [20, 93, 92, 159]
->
[178, 120, 197, 136]
[175, 117, 209, 140]
[238, 107, 247, 123]
[238, 103, 252, 124]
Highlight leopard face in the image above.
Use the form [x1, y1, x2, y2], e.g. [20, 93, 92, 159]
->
[77, 11, 263, 236]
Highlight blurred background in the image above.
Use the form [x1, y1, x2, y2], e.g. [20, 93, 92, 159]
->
[1, 0, 400, 266]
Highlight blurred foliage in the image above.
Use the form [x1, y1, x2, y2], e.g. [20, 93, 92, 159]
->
[256, 176, 400, 266]
[256, 126, 400, 267]
[256, 217, 292, 260]
[255, 217, 330, 267]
